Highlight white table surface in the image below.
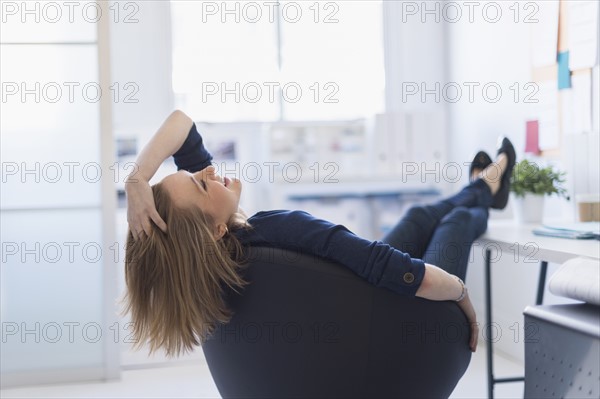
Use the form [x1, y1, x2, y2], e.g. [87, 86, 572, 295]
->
[477, 220, 600, 264]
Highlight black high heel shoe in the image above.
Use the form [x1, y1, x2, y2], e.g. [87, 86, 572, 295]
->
[469, 151, 492, 182]
[491, 137, 516, 210]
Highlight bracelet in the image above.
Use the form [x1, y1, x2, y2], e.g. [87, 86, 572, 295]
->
[454, 276, 467, 302]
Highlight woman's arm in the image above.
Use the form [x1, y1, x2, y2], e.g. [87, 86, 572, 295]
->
[126, 110, 193, 184]
[417, 264, 479, 352]
[415, 263, 462, 300]
[125, 110, 194, 239]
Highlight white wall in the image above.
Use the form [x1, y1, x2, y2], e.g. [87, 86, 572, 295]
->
[382, 1, 451, 192]
[447, 1, 599, 214]
[109, 1, 174, 145]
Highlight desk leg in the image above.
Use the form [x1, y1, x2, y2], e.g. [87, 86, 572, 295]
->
[485, 254, 546, 399]
[535, 261, 548, 305]
[485, 248, 494, 399]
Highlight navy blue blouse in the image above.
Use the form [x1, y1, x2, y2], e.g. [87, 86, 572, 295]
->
[173, 123, 425, 297]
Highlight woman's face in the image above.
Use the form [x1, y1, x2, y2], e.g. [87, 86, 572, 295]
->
[161, 166, 242, 225]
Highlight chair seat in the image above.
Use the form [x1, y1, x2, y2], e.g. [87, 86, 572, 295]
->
[202, 246, 471, 398]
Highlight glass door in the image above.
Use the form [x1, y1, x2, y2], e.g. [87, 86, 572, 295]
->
[1, 1, 118, 387]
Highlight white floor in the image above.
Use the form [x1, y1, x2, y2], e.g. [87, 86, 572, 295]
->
[1, 343, 524, 399]
[452, 345, 525, 399]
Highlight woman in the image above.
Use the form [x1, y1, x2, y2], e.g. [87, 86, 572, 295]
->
[122, 110, 516, 358]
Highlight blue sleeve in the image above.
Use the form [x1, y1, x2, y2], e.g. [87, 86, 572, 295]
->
[245, 210, 426, 297]
[172, 123, 213, 173]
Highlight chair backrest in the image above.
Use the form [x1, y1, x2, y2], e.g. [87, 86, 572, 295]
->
[202, 246, 472, 398]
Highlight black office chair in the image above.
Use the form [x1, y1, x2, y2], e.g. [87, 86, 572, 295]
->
[202, 246, 472, 398]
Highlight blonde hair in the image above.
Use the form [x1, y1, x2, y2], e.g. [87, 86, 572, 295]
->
[120, 181, 249, 357]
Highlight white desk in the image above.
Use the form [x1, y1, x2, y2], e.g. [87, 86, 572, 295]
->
[475, 220, 600, 399]
[478, 220, 600, 263]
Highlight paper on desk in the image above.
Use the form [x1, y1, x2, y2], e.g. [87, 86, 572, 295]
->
[568, 0, 599, 70]
[543, 221, 600, 234]
[534, 223, 600, 240]
[531, 1, 560, 68]
[534, 221, 600, 240]
[549, 257, 600, 305]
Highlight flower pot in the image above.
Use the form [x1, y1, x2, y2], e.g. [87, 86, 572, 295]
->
[513, 194, 545, 224]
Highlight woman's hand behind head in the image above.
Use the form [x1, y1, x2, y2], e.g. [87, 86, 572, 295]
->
[125, 178, 167, 240]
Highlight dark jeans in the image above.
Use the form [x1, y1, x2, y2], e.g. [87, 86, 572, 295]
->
[381, 178, 493, 281]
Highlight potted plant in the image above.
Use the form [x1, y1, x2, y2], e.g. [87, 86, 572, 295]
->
[510, 159, 568, 223]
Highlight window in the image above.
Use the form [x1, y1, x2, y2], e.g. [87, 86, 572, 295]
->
[170, 0, 384, 122]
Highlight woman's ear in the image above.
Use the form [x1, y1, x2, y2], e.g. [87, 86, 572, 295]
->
[214, 223, 228, 240]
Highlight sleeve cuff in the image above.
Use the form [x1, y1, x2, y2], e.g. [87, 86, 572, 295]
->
[379, 253, 426, 297]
